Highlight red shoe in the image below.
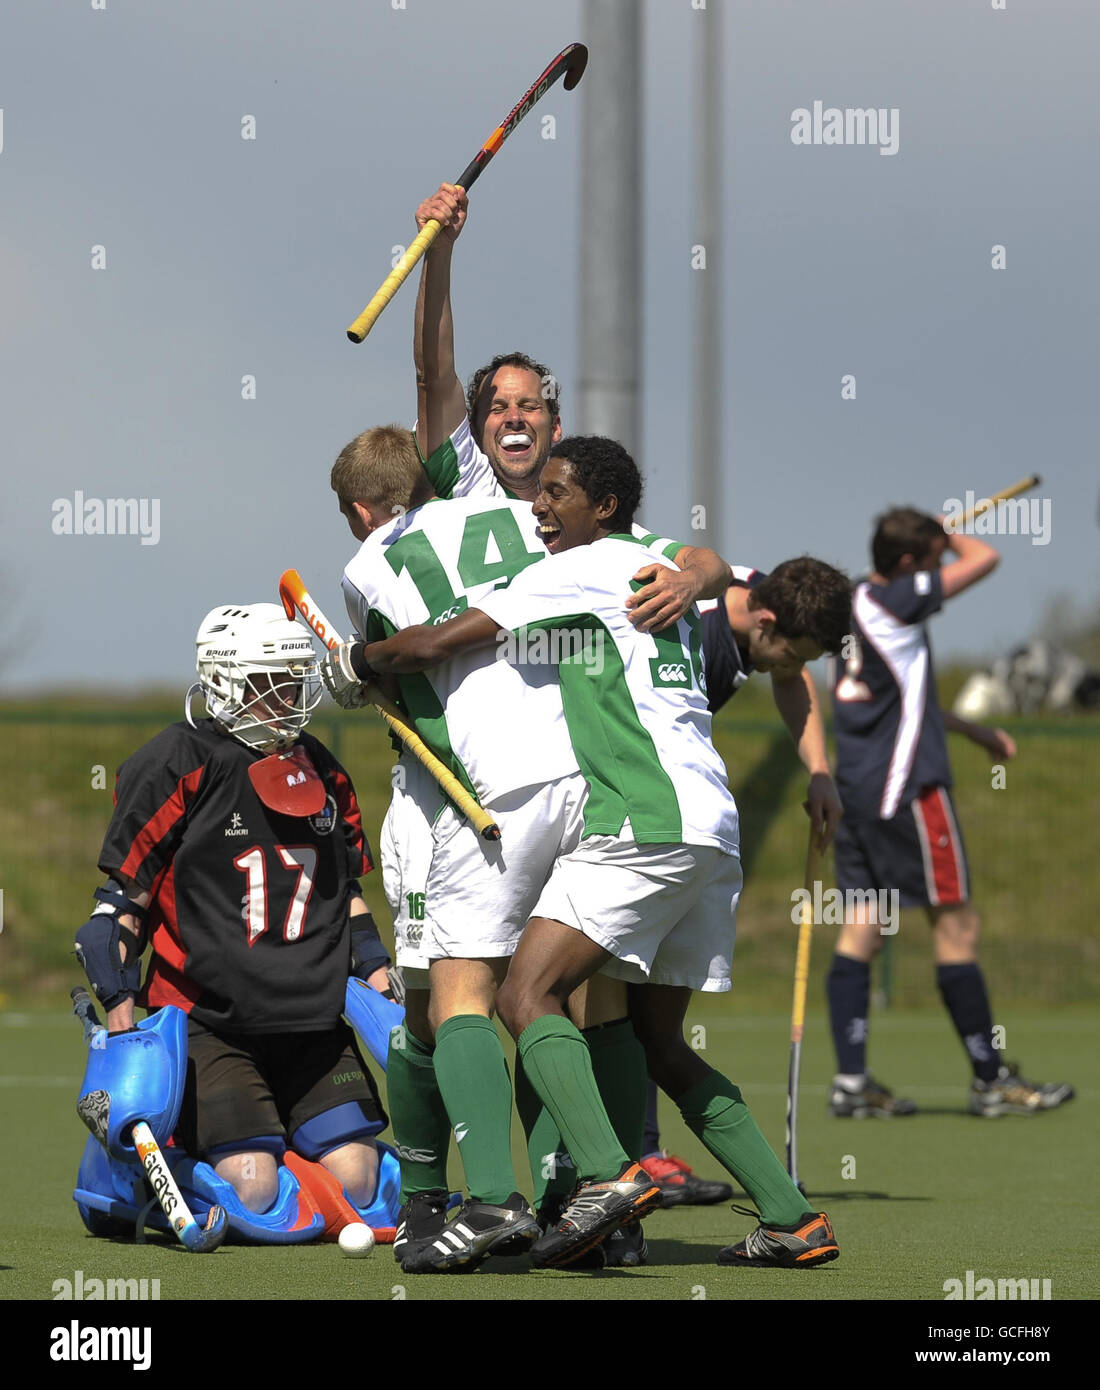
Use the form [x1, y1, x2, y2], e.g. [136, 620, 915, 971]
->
[641, 1152, 733, 1208]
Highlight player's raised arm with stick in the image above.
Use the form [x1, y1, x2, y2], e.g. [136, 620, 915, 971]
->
[413, 184, 469, 462]
[408, 184, 732, 626]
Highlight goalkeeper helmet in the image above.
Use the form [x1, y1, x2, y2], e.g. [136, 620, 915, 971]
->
[193, 604, 322, 751]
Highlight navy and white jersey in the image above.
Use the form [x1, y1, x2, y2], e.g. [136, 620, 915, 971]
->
[700, 566, 764, 712]
[831, 570, 952, 821]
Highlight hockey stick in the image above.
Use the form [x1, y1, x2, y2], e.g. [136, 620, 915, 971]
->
[346, 42, 588, 342]
[71, 988, 228, 1253]
[278, 569, 501, 842]
[944, 474, 1042, 531]
[785, 827, 821, 1197]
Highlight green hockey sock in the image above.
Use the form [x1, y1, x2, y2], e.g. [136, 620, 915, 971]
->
[385, 1024, 451, 1203]
[586, 1018, 648, 1162]
[432, 1014, 518, 1205]
[677, 1069, 808, 1227]
[515, 1055, 572, 1210]
[516, 1014, 629, 1184]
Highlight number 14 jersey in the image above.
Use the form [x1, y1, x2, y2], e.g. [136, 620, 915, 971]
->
[342, 497, 578, 803]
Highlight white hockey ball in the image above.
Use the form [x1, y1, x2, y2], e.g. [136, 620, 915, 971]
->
[338, 1223, 375, 1258]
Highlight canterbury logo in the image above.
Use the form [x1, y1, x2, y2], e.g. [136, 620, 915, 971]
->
[433, 604, 465, 625]
[395, 1144, 438, 1164]
[657, 663, 687, 682]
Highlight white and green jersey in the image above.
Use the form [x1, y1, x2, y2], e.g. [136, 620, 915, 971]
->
[421, 419, 681, 548]
[479, 536, 740, 854]
[421, 417, 515, 500]
[341, 496, 577, 801]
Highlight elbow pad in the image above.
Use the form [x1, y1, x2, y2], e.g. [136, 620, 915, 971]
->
[73, 881, 146, 1012]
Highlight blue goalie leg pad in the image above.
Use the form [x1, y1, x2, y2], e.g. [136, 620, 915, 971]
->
[76, 1005, 188, 1160]
[173, 1157, 326, 1245]
[74, 1133, 152, 1239]
[348, 1141, 402, 1230]
[343, 978, 405, 1073]
[73, 1133, 326, 1245]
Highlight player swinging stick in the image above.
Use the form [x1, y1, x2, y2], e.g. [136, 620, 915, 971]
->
[827, 508, 1074, 1117]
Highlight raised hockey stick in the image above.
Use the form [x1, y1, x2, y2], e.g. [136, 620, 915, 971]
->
[346, 42, 588, 342]
[944, 474, 1042, 531]
[278, 569, 501, 842]
[785, 827, 821, 1197]
[71, 988, 227, 1253]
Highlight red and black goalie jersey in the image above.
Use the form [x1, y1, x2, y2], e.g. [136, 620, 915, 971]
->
[98, 720, 373, 1035]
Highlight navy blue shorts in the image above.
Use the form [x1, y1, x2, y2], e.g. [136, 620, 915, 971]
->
[834, 785, 971, 909]
[178, 1018, 386, 1158]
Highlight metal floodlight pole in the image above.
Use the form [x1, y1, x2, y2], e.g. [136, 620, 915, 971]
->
[578, 0, 642, 460]
[694, 0, 721, 548]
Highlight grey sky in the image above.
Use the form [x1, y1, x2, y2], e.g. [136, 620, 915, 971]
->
[3, 0, 1097, 690]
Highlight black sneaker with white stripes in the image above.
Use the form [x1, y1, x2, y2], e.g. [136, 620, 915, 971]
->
[392, 1188, 451, 1265]
[531, 1162, 661, 1270]
[400, 1192, 539, 1274]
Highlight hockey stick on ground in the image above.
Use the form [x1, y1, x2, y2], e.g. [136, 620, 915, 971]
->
[71, 987, 228, 1253]
[785, 827, 821, 1198]
[278, 569, 501, 842]
[346, 42, 587, 342]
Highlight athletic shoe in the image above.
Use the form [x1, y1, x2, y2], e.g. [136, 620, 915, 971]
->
[642, 1151, 734, 1207]
[400, 1192, 539, 1274]
[717, 1205, 839, 1269]
[531, 1161, 661, 1270]
[392, 1188, 450, 1265]
[969, 1062, 1076, 1117]
[828, 1074, 917, 1117]
[601, 1218, 649, 1267]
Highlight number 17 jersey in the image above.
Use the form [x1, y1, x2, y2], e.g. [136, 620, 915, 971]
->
[98, 721, 371, 1034]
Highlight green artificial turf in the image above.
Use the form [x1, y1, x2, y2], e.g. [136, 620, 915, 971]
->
[4, 1003, 1093, 1304]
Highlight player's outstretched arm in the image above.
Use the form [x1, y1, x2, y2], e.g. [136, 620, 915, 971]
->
[942, 710, 1017, 759]
[414, 184, 469, 460]
[939, 526, 1000, 599]
[359, 608, 501, 677]
[627, 545, 733, 633]
[771, 667, 843, 850]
